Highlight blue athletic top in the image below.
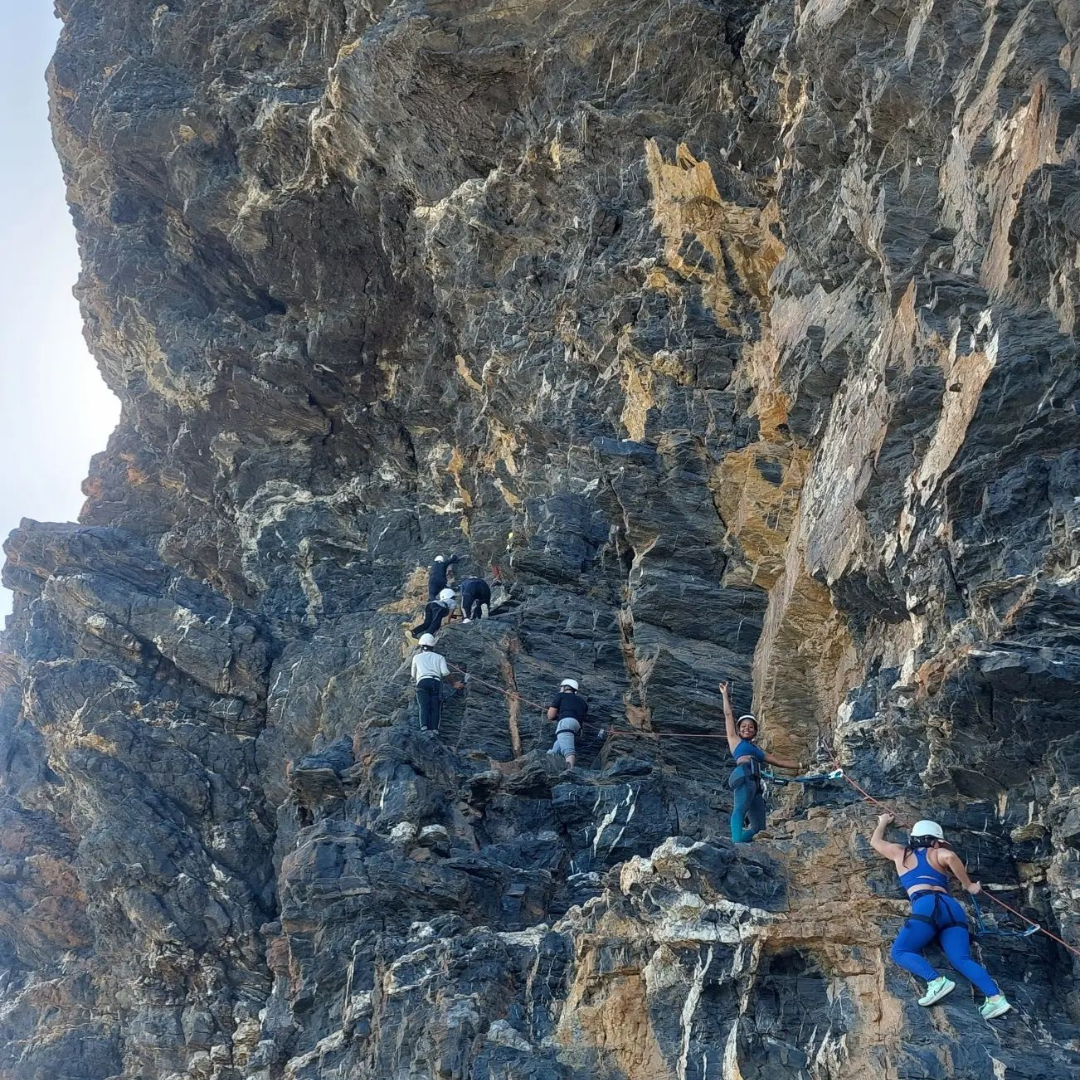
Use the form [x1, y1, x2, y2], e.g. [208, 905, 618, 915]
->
[898, 848, 949, 895]
[731, 739, 765, 764]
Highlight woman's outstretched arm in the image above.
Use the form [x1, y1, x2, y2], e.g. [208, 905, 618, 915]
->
[763, 750, 802, 770]
[941, 849, 981, 894]
[870, 812, 906, 861]
[718, 681, 740, 754]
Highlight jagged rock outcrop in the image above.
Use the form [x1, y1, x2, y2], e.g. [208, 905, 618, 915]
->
[1, 0, 1078, 1077]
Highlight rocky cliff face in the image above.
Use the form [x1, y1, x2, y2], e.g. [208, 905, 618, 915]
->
[1, 1, 1078, 1077]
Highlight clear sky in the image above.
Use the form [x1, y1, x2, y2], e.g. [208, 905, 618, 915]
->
[0, 8, 121, 617]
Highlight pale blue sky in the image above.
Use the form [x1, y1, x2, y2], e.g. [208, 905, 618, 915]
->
[0, 7, 120, 616]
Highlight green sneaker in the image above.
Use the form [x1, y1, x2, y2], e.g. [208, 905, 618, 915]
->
[980, 995, 1012, 1020]
[917, 976, 956, 1006]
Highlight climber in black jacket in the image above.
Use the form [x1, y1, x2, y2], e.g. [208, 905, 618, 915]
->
[411, 589, 458, 638]
[428, 553, 463, 600]
[459, 577, 491, 623]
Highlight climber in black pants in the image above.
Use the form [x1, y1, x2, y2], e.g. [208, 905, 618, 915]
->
[410, 634, 463, 732]
[411, 589, 458, 638]
[459, 577, 491, 623]
[428, 553, 463, 600]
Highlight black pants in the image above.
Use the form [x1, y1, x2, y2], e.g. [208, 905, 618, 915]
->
[412, 602, 449, 638]
[416, 678, 443, 731]
[461, 579, 491, 619]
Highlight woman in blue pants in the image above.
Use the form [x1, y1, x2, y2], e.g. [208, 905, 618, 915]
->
[871, 814, 1011, 1020]
[719, 681, 801, 843]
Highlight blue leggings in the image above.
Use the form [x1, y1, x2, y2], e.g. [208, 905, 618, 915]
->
[890, 893, 1000, 997]
[729, 770, 766, 843]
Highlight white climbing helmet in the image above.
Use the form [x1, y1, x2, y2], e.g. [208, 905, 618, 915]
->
[419, 634, 437, 647]
[438, 588, 456, 603]
[910, 820, 945, 841]
[560, 678, 579, 692]
[434, 555, 445, 562]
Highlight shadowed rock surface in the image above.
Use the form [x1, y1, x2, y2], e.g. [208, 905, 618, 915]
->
[0, 0, 1078, 1077]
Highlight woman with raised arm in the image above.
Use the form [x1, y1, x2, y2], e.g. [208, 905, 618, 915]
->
[718, 681, 800, 843]
[870, 813, 1010, 1019]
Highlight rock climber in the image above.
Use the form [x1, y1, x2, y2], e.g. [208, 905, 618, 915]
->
[410, 633, 463, 733]
[546, 678, 588, 769]
[719, 680, 801, 843]
[427, 553, 463, 600]
[871, 814, 1011, 1019]
[458, 577, 491, 623]
[411, 588, 458, 639]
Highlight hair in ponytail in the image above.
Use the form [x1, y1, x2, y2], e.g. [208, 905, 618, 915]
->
[903, 836, 951, 859]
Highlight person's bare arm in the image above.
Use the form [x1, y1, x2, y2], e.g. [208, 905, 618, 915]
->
[438, 656, 463, 689]
[719, 681, 740, 754]
[870, 813, 906, 861]
[763, 751, 801, 770]
[941, 849, 981, 894]
[546, 707, 558, 722]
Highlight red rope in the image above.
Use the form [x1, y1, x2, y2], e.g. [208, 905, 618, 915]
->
[446, 664, 549, 712]
[445, 666, 735, 739]
[441, 664, 1080, 958]
[825, 744, 1080, 960]
[980, 892, 1080, 955]
[824, 744, 911, 824]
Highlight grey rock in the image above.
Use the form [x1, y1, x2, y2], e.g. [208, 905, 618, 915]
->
[0, 0, 1077, 1076]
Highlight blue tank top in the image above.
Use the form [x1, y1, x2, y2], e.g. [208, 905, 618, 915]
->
[898, 848, 949, 895]
[731, 739, 765, 764]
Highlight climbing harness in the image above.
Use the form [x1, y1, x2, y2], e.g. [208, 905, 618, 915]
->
[905, 892, 967, 931]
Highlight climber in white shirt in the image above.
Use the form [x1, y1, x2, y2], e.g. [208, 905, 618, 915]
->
[411, 634, 462, 733]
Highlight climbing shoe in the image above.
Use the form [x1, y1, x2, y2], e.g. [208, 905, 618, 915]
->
[979, 995, 1012, 1020]
[917, 976, 955, 1006]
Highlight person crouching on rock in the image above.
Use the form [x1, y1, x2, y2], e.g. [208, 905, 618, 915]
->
[719, 680, 801, 843]
[427, 553, 463, 600]
[546, 678, 587, 769]
[411, 588, 458, 639]
[871, 813, 1011, 1020]
[458, 577, 491, 623]
[411, 634, 463, 733]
